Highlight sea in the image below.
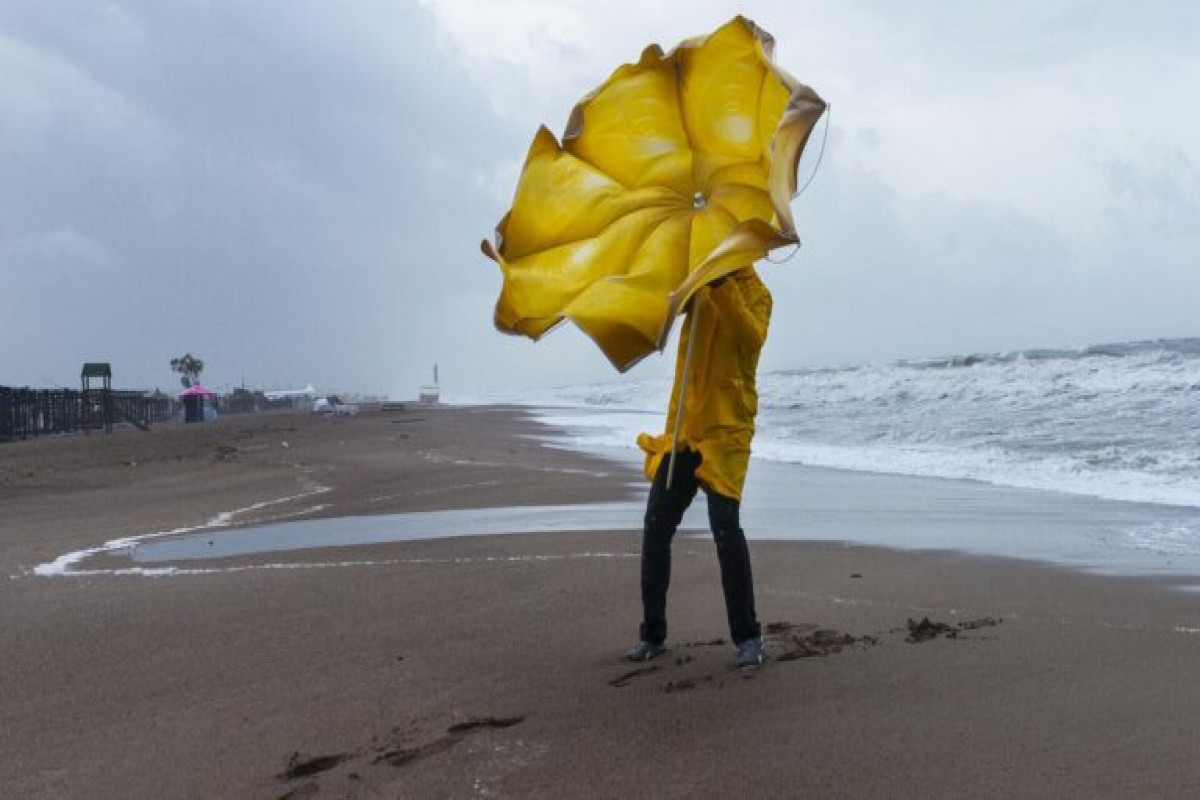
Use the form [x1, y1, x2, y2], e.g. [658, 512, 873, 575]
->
[464, 337, 1200, 510]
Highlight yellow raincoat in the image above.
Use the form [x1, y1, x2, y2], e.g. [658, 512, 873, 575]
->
[636, 268, 771, 500]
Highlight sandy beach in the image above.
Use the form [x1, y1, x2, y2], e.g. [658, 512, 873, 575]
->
[3, 406, 1200, 798]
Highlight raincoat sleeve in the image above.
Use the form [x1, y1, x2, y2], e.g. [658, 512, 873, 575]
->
[711, 276, 771, 350]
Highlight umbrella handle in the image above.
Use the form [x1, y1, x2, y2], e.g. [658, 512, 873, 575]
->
[665, 302, 700, 490]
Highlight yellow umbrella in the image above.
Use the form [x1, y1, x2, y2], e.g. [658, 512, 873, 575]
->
[482, 15, 827, 372]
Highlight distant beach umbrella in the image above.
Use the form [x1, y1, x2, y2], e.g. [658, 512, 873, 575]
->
[178, 382, 217, 424]
[482, 15, 827, 372]
[177, 383, 218, 399]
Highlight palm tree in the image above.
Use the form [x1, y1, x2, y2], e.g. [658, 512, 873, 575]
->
[170, 353, 204, 388]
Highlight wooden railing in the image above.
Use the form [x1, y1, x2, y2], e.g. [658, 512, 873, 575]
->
[0, 387, 177, 442]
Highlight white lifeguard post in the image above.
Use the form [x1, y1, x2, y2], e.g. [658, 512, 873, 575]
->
[418, 363, 440, 404]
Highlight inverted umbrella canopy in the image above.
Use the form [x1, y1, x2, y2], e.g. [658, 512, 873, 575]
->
[482, 15, 826, 371]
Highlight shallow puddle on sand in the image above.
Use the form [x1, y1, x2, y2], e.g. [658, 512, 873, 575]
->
[129, 502, 647, 563]
[30, 456, 1200, 580]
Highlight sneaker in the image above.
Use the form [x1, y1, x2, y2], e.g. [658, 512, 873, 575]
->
[625, 640, 666, 662]
[735, 637, 765, 668]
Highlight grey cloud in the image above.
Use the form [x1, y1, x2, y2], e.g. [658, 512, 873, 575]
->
[1, 1, 527, 394]
[2, 2, 1198, 398]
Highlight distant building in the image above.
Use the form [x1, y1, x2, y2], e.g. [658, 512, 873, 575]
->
[262, 384, 315, 410]
[419, 363, 440, 404]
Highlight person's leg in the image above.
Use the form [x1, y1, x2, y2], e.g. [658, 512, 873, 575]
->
[706, 491, 761, 645]
[639, 450, 700, 645]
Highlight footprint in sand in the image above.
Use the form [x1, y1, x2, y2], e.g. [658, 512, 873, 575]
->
[607, 665, 660, 687]
[275, 715, 526, 794]
[373, 716, 526, 767]
[278, 752, 346, 781]
[904, 616, 1003, 643]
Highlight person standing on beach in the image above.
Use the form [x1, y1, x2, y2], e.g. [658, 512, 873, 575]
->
[628, 267, 771, 668]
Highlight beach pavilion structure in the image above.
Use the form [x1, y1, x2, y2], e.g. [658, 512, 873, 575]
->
[179, 383, 218, 423]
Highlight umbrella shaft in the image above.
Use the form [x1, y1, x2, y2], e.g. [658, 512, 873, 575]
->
[666, 304, 700, 490]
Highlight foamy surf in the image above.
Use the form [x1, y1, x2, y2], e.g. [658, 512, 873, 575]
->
[461, 337, 1200, 510]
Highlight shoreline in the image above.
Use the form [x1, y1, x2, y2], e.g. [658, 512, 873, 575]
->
[17, 404, 1200, 584]
[4, 406, 1200, 798]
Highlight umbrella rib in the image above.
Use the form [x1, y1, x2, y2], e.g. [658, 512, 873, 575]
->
[554, 210, 684, 367]
[671, 59, 698, 193]
[614, 211, 684, 280]
[509, 208, 682, 338]
[708, 181, 772, 216]
[755, 62, 770, 161]
[560, 140, 633, 192]
[688, 205, 741, 268]
[505, 200, 677, 263]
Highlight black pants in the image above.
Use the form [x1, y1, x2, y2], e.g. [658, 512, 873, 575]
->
[639, 449, 761, 646]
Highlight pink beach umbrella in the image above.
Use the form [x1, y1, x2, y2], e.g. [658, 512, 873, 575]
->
[177, 383, 218, 399]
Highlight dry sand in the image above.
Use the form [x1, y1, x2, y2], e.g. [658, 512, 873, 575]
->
[2, 407, 1199, 798]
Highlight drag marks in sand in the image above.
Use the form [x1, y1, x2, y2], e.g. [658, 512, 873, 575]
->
[772, 583, 1200, 639]
[608, 617, 1005, 693]
[275, 715, 526, 799]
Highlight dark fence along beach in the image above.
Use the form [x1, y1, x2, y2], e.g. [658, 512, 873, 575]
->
[0, 386, 176, 442]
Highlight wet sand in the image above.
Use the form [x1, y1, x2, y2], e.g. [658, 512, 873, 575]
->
[2, 407, 1200, 798]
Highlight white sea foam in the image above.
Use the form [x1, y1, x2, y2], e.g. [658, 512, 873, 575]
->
[30, 551, 638, 579]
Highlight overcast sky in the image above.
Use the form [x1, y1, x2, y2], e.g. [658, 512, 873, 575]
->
[2, 1, 1198, 396]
